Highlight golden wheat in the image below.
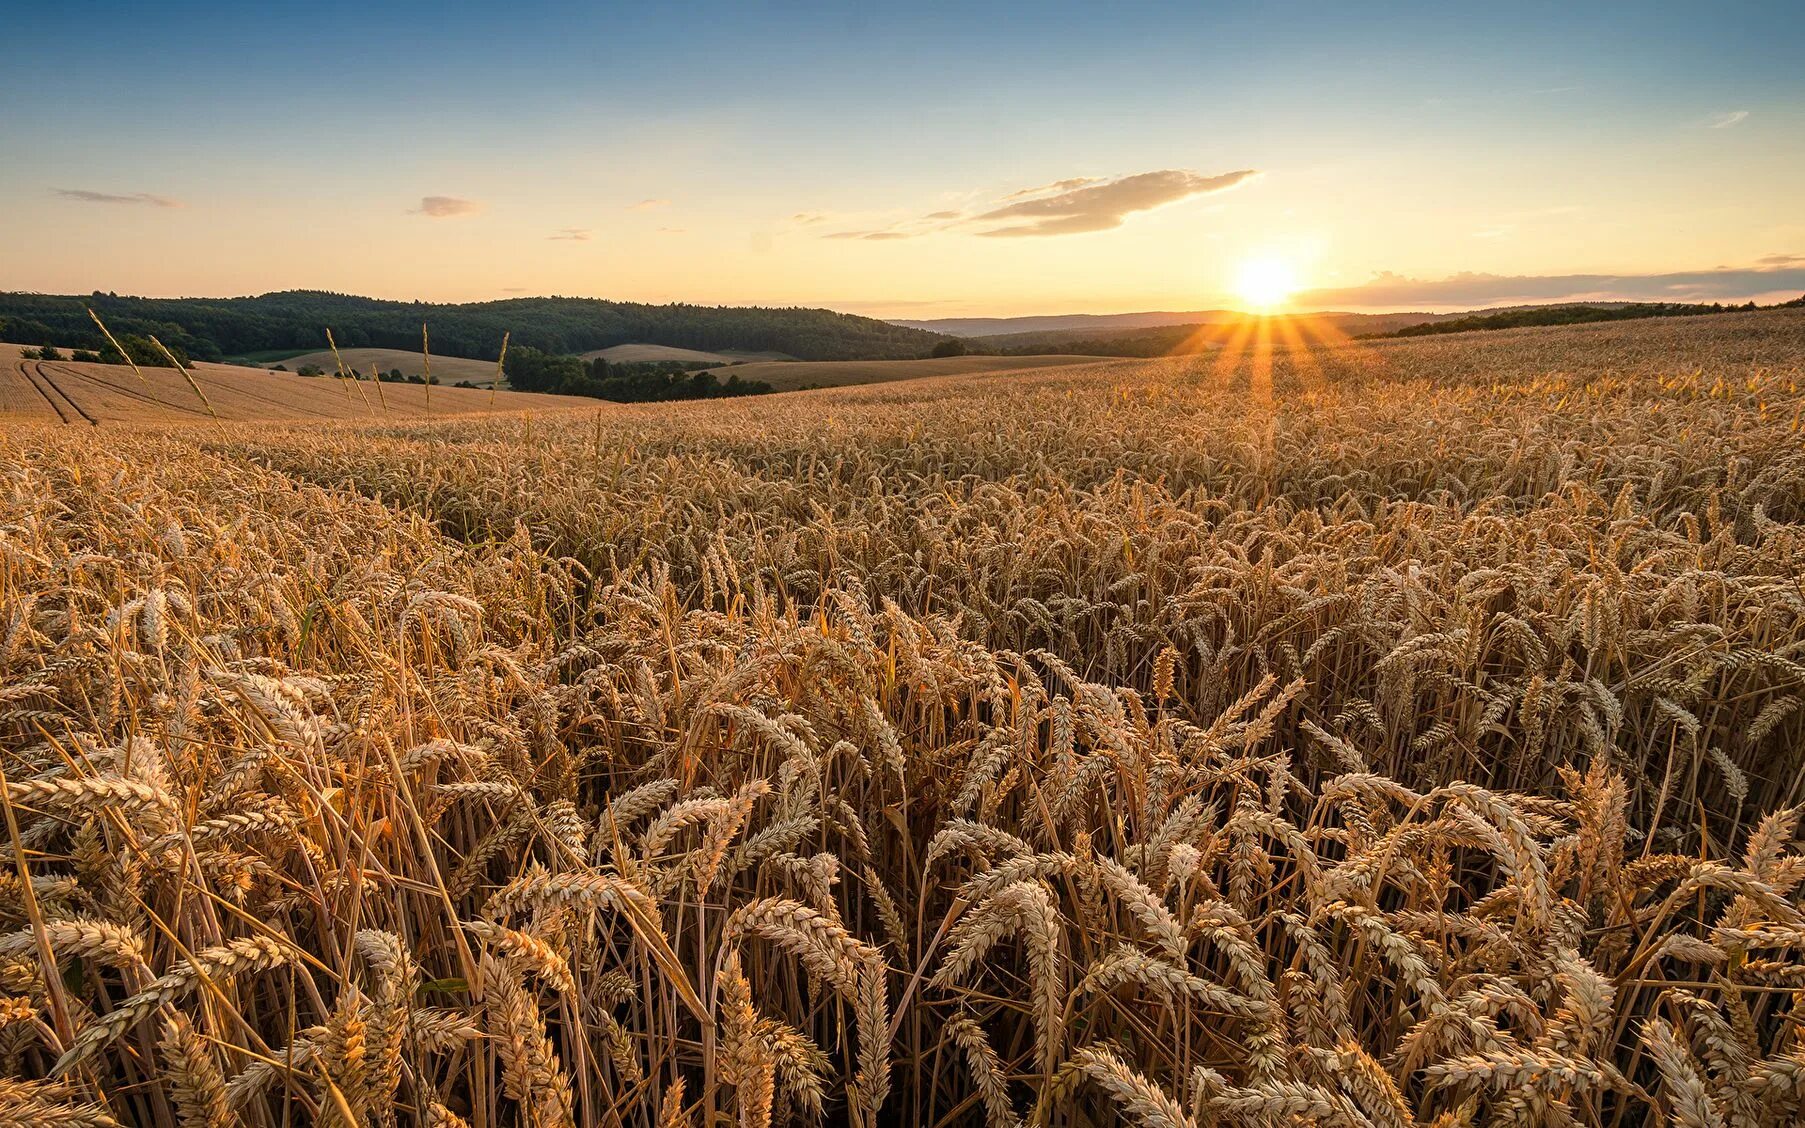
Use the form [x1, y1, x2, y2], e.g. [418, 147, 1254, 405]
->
[2, 309, 1804, 1125]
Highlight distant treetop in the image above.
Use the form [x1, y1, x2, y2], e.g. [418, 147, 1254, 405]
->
[0, 290, 951, 364]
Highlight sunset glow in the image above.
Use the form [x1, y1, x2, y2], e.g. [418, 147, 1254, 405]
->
[1234, 257, 1301, 311]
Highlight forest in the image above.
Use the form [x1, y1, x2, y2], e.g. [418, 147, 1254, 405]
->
[0, 290, 948, 363]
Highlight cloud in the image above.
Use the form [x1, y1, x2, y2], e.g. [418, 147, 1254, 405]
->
[999, 176, 1105, 201]
[817, 168, 1258, 244]
[973, 169, 1261, 237]
[1757, 253, 1803, 267]
[548, 228, 592, 241]
[658, 227, 687, 235]
[630, 198, 670, 211]
[414, 196, 482, 218]
[1710, 110, 1750, 129]
[1300, 264, 1805, 309]
[54, 188, 182, 208]
[790, 212, 829, 224]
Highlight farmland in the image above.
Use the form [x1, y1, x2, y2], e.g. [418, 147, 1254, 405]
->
[256, 347, 507, 387]
[3, 308, 1805, 1127]
[580, 344, 791, 366]
[697, 352, 1108, 390]
[0, 343, 583, 422]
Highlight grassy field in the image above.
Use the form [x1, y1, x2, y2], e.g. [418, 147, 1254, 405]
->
[4, 309, 1805, 1127]
[700, 352, 1110, 390]
[261, 346, 506, 386]
[227, 348, 317, 364]
[579, 343, 792, 365]
[0, 343, 584, 422]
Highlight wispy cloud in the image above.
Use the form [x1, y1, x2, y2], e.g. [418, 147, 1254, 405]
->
[54, 188, 183, 208]
[999, 177, 1104, 201]
[821, 168, 1259, 244]
[630, 198, 670, 211]
[1301, 264, 1805, 309]
[414, 196, 482, 218]
[548, 228, 592, 241]
[790, 212, 829, 225]
[1710, 110, 1750, 129]
[972, 169, 1261, 237]
[658, 227, 687, 235]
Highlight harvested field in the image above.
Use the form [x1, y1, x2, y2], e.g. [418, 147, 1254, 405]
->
[0, 345, 586, 423]
[259, 346, 506, 386]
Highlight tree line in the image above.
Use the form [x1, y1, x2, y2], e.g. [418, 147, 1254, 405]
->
[502, 348, 773, 402]
[1369, 295, 1805, 338]
[0, 290, 947, 363]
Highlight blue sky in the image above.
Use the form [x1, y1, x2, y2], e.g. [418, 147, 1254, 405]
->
[3, 1, 1802, 314]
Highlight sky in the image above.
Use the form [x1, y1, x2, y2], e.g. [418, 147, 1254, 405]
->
[2, 1, 1803, 318]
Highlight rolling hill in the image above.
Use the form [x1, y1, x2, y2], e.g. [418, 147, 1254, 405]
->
[895, 309, 1459, 340]
[265, 347, 504, 385]
[0, 290, 950, 366]
[0, 343, 582, 423]
[579, 343, 793, 365]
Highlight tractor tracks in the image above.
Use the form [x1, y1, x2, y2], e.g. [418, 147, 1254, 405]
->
[21, 362, 98, 425]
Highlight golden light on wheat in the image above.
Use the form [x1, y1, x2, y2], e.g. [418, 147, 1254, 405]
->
[1, 307, 1804, 1127]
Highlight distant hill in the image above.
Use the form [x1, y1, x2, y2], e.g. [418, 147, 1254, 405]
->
[895, 309, 1457, 340]
[1367, 297, 1804, 338]
[978, 312, 1460, 356]
[262, 347, 503, 385]
[909, 299, 1805, 354]
[0, 290, 949, 365]
[579, 343, 792, 365]
[890, 311, 1247, 337]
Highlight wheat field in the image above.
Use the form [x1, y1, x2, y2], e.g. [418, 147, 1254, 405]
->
[4, 309, 1805, 1127]
[691, 354, 1106, 391]
[0, 345, 584, 424]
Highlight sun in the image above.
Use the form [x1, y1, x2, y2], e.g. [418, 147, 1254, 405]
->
[1234, 256, 1300, 311]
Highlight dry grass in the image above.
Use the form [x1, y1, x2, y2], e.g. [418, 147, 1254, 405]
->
[1, 308, 1804, 1126]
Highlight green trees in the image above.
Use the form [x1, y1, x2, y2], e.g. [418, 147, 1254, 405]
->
[0, 291, 953, 364]
[98, 335, 188, 368]
[501, 346, 772, 402]
[502, 346, 587, 393]
[930, 338, 968, 358]
[1382, 301, 1745, 338]
[0, 316, 57, 346]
